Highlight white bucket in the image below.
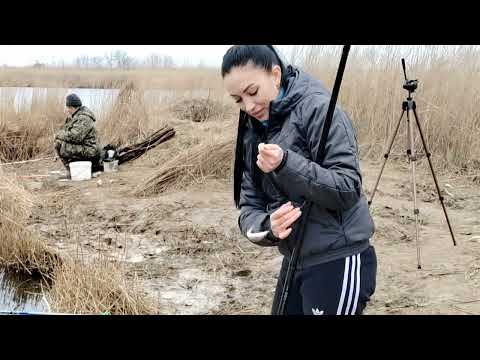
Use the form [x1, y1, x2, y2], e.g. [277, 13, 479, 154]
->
[69, 161, 92, 181]
[103, 160, 119, 173]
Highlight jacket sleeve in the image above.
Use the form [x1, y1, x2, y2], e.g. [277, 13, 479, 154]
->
[55, 115, 94, 144]
[272, 95, 362, 211]
[238, 164, 280, 247]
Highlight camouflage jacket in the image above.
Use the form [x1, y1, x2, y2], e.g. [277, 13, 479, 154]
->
[55, 106, 99, 158]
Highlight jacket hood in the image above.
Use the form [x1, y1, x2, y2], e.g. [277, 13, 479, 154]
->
[270, 65, 331, 118]
[73, 106, 96, 122]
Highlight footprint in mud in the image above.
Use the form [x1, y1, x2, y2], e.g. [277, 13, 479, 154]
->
[155, 268, 226, 314]
[233, 269, 251, 277]
[465, 260, 480, 288]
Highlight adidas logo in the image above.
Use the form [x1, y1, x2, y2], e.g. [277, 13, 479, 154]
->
[312, 308, 324, 315]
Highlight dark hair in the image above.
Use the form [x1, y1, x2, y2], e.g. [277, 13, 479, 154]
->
[222, 45, 288, 209]
[221, 45, 287, 88]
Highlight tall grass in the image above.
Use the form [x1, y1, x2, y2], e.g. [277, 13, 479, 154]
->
[0, 170, 157, 314]
[47, 254, 157, 314]
[296, 45, 480, 170]
[1, 46, 479, 169]
[0, 67, 223, 91]
[99, 81, 152, 147]
[0, 169, 59, 275]
[0, 88, 65, 161]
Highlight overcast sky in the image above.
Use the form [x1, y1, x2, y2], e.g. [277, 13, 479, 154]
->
[0, 45, 470, 68]
[0, 45, 290, 67]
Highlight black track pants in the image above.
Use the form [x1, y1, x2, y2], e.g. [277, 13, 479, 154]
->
[271, 245, 377, 315]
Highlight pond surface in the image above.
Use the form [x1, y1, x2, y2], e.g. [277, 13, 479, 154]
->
[0, 269, 49, 314]
[0, 87, 211, 118]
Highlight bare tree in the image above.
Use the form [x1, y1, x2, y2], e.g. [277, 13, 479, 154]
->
[74, 55, 91, 68]
[113, 50, 135, 69]
[91, 56, 104, 69]
[163, 55, 174, 68]
[105, 52, 115, 69]
[145, 53, 162, 68]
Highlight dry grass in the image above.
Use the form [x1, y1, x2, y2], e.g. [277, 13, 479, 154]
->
[99, 81, 151, 148]
[0, 170, 157, 314]
[0, 67, 223, 91]
[171, 95, 234, 123]
[296, 45, 480, 171]
[0, 169, 59, 275]
[134, 135, 235, 197]
[0, 89, 65, 161]
[2, 46, 476, 171]
[47, 254, 157, 315]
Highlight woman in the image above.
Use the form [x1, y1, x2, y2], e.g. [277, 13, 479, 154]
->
[221, 45, 377, 315]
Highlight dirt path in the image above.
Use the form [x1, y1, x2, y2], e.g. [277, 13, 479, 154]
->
[10, 151, 480, 315]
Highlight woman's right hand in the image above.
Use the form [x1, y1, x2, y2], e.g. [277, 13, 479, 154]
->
[270, 202, 302, 240]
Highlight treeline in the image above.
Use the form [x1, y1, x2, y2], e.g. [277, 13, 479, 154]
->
[33, 51, 176, 70]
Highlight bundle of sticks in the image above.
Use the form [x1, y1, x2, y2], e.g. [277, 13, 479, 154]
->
[116, 125, 175, 165]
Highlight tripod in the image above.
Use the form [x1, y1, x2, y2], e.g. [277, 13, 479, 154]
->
[368, 59, 457, 269]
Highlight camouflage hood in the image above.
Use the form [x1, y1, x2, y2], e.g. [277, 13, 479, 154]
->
[72, 106, 96, 122]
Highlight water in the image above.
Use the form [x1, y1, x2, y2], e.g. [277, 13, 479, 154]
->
[0, 269, 49, 314]
[0, 87, 212, 118]
[0, 87, 119, 118]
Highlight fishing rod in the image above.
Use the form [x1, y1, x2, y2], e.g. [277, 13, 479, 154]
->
[277, 45, 351, 315]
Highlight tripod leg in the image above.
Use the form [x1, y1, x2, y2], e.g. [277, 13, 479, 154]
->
[412, 107, 457, 246]
[368, 110, 405, 206]
[406, 109, 422, 269]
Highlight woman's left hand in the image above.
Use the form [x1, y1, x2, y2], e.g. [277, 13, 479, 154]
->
[257, 143, 284, 173]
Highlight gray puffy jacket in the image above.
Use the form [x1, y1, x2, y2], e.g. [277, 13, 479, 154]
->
[235, 65, 375, 270]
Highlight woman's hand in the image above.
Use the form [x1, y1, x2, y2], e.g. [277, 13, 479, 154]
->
[270, 202, 302, 240]
[257, 143, 284, 173]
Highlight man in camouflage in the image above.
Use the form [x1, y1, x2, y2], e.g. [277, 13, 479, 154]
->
[54, 94, 100, 178]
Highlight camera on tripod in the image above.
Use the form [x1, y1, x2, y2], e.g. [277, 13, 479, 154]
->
[402, 58, 419, 94]
[403, 79, 419, 93]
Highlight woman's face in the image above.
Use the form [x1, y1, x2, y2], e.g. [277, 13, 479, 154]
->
[223, 61, 281, 121]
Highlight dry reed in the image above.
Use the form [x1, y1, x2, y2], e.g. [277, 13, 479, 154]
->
[0, 89, 65, 161]
[1, 45, 479, 171]
[134, 136, 235, 196]
[0, 170, 157, 314]
[0, 169, 59, 275]
[171, 96, 233, 122]
[47, 253, 157, 315]
[0, 67, 223, 91]
[99, 81, 151, 148]
[296, 45, 480, 170]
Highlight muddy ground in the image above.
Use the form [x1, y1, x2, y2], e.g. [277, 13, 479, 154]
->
[8, 125, 480, 315]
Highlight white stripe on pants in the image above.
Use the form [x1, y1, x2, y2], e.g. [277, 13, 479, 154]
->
[336, 256, 350, 315]
[351, 254, 361, 315]
[345, 255, 356, 314]
[337, 254, 362, 315]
